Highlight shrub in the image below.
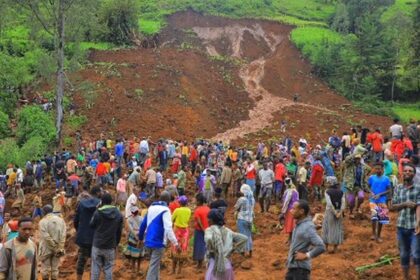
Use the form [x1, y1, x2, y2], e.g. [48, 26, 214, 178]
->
[99, 0, 140, 45]
[66, 115, 88, 129]
[0, 139, 20, 171]
[0, 91, 18, 117]
[0, 111, 10, 139]
[16, 106, 56, 145]
[20, 136, 48, 163]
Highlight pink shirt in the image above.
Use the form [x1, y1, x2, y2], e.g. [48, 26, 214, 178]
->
[117, 178, 126, 193]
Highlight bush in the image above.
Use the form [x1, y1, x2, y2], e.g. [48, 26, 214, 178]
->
[20, 136, 48, 162]
[0, 139, 20, 171]
[0, 111, 10, 139]
[99, 0, 140, 45]
[16, 106, 56, 145]
[0, 91, 18, 117]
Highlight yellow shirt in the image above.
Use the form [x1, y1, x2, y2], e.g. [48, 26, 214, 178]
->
[7, 172, 16, 186]
[181, 146, 189, 156]
[103, 162, 111, 173]
[172, 206, 191, 228]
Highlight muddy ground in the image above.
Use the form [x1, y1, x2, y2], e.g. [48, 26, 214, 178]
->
[30, 10, 403, 280]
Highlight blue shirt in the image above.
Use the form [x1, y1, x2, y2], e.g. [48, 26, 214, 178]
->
[368, 175, 391, 204]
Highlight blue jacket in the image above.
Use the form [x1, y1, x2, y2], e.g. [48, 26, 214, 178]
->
[138, 201, 178, 249]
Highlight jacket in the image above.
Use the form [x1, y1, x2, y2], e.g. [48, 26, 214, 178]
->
[0, 238, 37, 280]
[286, 217, 325, 271]
[139, 201, 178, 249]
[342, 154, 371, 192]
[39, 213, 66, 258]
[74, 196, 100, 247]
[90, 205, 123, 249]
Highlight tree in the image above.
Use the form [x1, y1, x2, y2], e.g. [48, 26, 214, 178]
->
[331, 2, 350, 34]
[412, 0, 420, 90]
[16, 0, 77, 145]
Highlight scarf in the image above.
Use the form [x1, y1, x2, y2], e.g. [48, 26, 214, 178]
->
[207, 225, 227, 278]
[326, 187, 343, 210]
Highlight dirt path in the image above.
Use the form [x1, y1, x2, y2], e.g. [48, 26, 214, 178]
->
[192, 24, 333, 143]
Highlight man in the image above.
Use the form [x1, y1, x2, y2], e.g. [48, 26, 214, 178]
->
[90, 193, 123, 280]
[74, 186, 101, 280]
[391, 163, 420, 280]
[176, 166, 187, 196]
[274, 158, 287, 202]
[219, 162, 232, 198]
[390, 118, 403, 140]
[297, 161, 310, 201]
[39, 205, 66, 280]
[139, 137, 149, 165]
[370, 129, 384, 163]
[368, 162, 391, 242]
[342, 153, 371, 218]
[145, 167, 157, 198]
[139, 191, 179, 280]
[407, 119, 419, 155]
[114, 139, 125, 167]
[245, 158, 257, 194]
[209, 187, 228, 215]
[127, 167, 142, 195]
[258, 162, 274, 213]
[66, 155, 77, 175]
[0, 217, 37, 280]
[286, 200, 325, 280]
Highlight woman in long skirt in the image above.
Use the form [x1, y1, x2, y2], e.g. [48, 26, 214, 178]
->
[205, 209, 247, 280]
[125, 206, 143, 274]
[234, 184, 255, 258]
[322, 176, 345, 253]
[280, 178, 299, 243]
[193, 193, 210, 270]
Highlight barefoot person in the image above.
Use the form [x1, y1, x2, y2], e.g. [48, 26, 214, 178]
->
[234, 184, 255, 258]
[286, 200, 325, 280]
[368, 161, 391, 242]
[280, 178, 299, 243]
[391, 163, 420, 280]
[193, 193, 210, 270]
[322, 177, 345, 253]
[125, 206, 143, 275]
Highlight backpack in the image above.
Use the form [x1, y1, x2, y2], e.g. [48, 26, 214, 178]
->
[329, 136, 341, 148]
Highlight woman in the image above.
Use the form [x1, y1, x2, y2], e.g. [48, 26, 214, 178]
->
[205, 209, 247, 280]
[193, 193, 210, 270]
[0, 192, 4, 226]
[116, 174, 128, 209]
[322, 176, 345, 253]
[171, 195, 192, 275]
[125, 206, 143, 274]
[279, 178, 299, 243]
[234, 184, 255, 257]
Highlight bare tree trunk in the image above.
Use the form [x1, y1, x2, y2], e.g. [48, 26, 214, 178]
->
[56, 0, 65, 145]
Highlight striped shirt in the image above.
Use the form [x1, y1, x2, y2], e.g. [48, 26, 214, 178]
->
[392, 183, 420, 229]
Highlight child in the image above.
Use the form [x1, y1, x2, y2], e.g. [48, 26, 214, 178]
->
[171, 196, 191, 276]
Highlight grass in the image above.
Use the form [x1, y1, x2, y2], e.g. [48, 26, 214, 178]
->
[291, 27, 344, 58]
[78, 42, 113, 51]
[392, 103, 420, 123]
[139, 19, 164, 35]
[66, 115, 88, 129]
[273, 0, 336, 21]
[268, 15, 328, 27]
[381, 0, 417, 22]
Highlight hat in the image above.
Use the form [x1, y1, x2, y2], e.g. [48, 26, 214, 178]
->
[354, 154, 362, 159]
[240, 184, 252, 194]
[178, 195, 188, 204]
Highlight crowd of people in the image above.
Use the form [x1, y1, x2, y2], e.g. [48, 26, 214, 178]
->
[0, 118, 419, 280]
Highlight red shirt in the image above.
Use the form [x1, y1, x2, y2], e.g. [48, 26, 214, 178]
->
[309, 163, 324, 187]
[194, 205, 210, 230]
[275, 163, 286, 181]
[370, 132, 383, 153]
[169, 201, 180, 214]
[245, 164, 256, 180]
[96, 162, 107, 176]
[189, 147, 198, 162]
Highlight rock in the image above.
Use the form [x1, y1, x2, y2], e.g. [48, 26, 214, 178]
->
[240, 260, 253, 270]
